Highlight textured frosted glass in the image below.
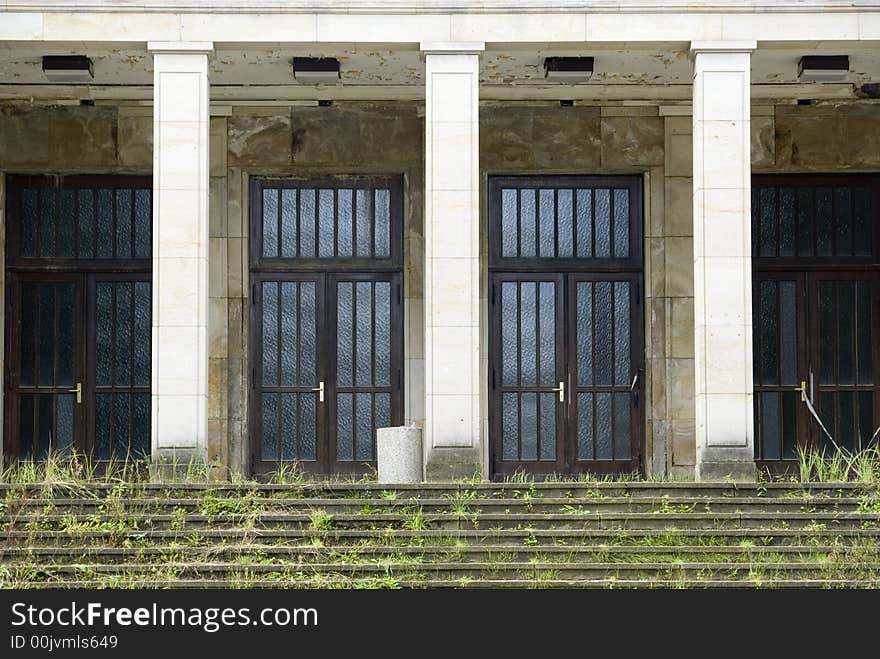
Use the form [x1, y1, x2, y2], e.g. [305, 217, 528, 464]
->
[355, 393, 372, 460]
[56, 283, 74, 387]
[501, 282, 518, 386]
[337, 189, 353, 257]
[97, 189, 113, 258]
[539, 189, 555, 257]
[116, 189, 132, 259]
[759, 187, 776, 257]
[613, 282, 630, 386]
[502, 393, 518, 460]
[115, 282, 132, 386]
[519, 189, 536, 257]
[839, 392, 855, 451]
[95, 394, 111, 460]
[761, 392, 780, 460]
[594, 189, 610, 258]
[859, 391, 873, 451]
[374, 189, 390, 258]
[336, 393, 354, 461]
[375, 393, 391, 432]
[857, 282, 872, 385]
[300, 282, 316, 386]
[835, 187, 852, 256]
[356, 282, 372, 387]
[38, 284, 55, 386]
[78, 189, 95, 258]
[132, 394, 150, 459]
[816, 188, 832, 256]
[58, 190, 75, 258]
[114, 394, 130, 457]
[594, 282, 612, 386]
[280, 189, 297, 257]
[134, 189, 151, 258]
[501, 189, 517, 257]
[575, 189, 592, 257]
[519, 283, 536, 387]
[96, 284, 112, 387]
[782, 391, 798, 460]
[262, 393, 278, 461]
[613, 392, 630, 460]
[613, 189, 629, 258]
[337, 282, 353, 387]
[20, 283, 36, 386]
[797, 187, 813, 257]
[262, 189, 278, 257]
[37, 394, 52, 458]
[280, 283, 298, 386]
[262, 282, 278, 386]
[134, 282, 151, 386]
[759, 281, 778, 384]
[818, 282, 834, 385]
[299, 189, 316, 257]
[22, 188, 38, 256]
[356, 189, 371, 257]
[520, 392, 537, 461]
[838, 282, 854, 385]
[375, 282, 391, 386]
[56, 394, 74, 457]
[854, 187, 871, 256]
[779, 188, 795, 257]
[281, 393, 297, 460]
[557, 189, 573, 257]
[539, 392, 555, 461]
[577, 282, 593, 386]
[538, 282, 555, 387]
[596, 392, 612, 460]
[780, 281, 797, 385]
[577, 393, 594, 460]
[319, 189, 335, 257]
[41, 188, 56, 256]
[19, 395, 34, 458]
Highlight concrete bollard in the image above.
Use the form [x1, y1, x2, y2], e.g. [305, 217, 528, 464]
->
[376, 425, 423, 484]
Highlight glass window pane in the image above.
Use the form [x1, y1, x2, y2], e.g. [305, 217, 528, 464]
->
[356, 189, 371, 257]
[337, 189, 353, 257]
[261, 393, 278, 462]
[594, 282, 613, 386]
[837, 282, 854, 385]
[40, 188, 56, 257]
[374, 189, 390, 258]
[336, 392, 353, 461]
[280, 283, 298, 386]
[20, 282, 36, 386]
[835, 187, 852, 256]
[816, 187, 832, 256]
[576, 189, 592, 258]
[857, 281, 873, 385]
[319, 189, 335, 258]
[114, 393, 130, 457]
[614, 392, 631, 460]
[375, 393, 391, 433]
[22, 188, 38, 257]
[858, 391, 874, 451]
[759, 281, 778, 384]
[299, 189, 316, 257]
[300, 282, 316, 386]
[779, 281, 797, 386]
[281, 393, 297, 461]
[759, 187, 776, 257]
[520, 392, 537, 461]
[337, 282, 353, 387]
[56, 394, 74, 457]
[375, 282, 391, 387]
[56, 283, 74, 388]
[58, 189, 75, 258]
[539, 189, 555, 258]
[577, 393, 594, 460]
[519, 189, 536, 258]
[355, 392, 372, 460]
[779, 188, 795, 257]
[782, 391, 798, 460]
[818, 282, 835, 385]
[19, 394, 34, 459]
[539, 392, 555, 461]
[95, 393, 111, 461]
[78, 189, 96, 259]
[132, 393, 150, 459]
[839, 392, 855, 452]
[501, 189, 518, 257]
[501, 282, 518, 387]
[854, 187, 871, 257]
[262, 189, 279, 258]
[38, 284, 55, 386]
[596, 392, 612, 460]
[96, 283, 112, 387]
[557, 189, 573, 258]
[37, 394, 52, 458]
[133, 282, 151, 387]
[594, 189, 610, 258]
[796, 187, 814, 257]
[280, 188, 296, 258]
[355, 282, 372, 387]
[261, 282, 278, 386]
[538, 282, 555, 387]
[502, 393, 518, 460]
[134, 189, 151, 258]
[614, 282, 630, 387]
[613, 189, 629, 258]
[577, 282, 593, 387]
[761, 392, 780, 460]
[519, 282, 537, 387]
[115, 282, 132, 387]
[116, 189, 132, 259]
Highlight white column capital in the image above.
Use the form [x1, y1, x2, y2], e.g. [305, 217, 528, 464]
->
[148, 41, 214, 55]
[420, 41, 485, 55]
[690, 40, 757, 55]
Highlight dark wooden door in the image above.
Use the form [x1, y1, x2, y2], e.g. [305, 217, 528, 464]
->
[250, 271, 402, 475]
[5, 274, 85, 459]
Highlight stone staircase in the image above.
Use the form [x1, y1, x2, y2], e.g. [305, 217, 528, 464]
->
[2, 481, 880, 588]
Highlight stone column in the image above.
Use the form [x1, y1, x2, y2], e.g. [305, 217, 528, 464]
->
[421, 42, 484, 479]
[148, 42, 213, 465]
[691, 41, 757, 481]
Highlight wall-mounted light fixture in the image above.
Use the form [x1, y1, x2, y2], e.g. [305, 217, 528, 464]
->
[798, 55, 849, 81]
[292, 57, 341, 84]
[42, 56, 94, 83]
[544, 57, 594, 83]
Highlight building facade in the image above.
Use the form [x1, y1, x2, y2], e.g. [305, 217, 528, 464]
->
[1, 1, 879, 480]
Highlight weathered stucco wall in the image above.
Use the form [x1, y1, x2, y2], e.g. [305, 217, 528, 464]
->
[2, 100, 880, 476]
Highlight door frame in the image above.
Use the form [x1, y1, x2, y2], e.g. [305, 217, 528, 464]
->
[487, 175, 645, 478]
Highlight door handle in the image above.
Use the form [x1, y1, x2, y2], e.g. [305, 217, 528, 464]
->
[68, 382, 82, 405]
[796, 380, 808, 402]
[312, 381, 325, 403]
[552, 381, 565, 403]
